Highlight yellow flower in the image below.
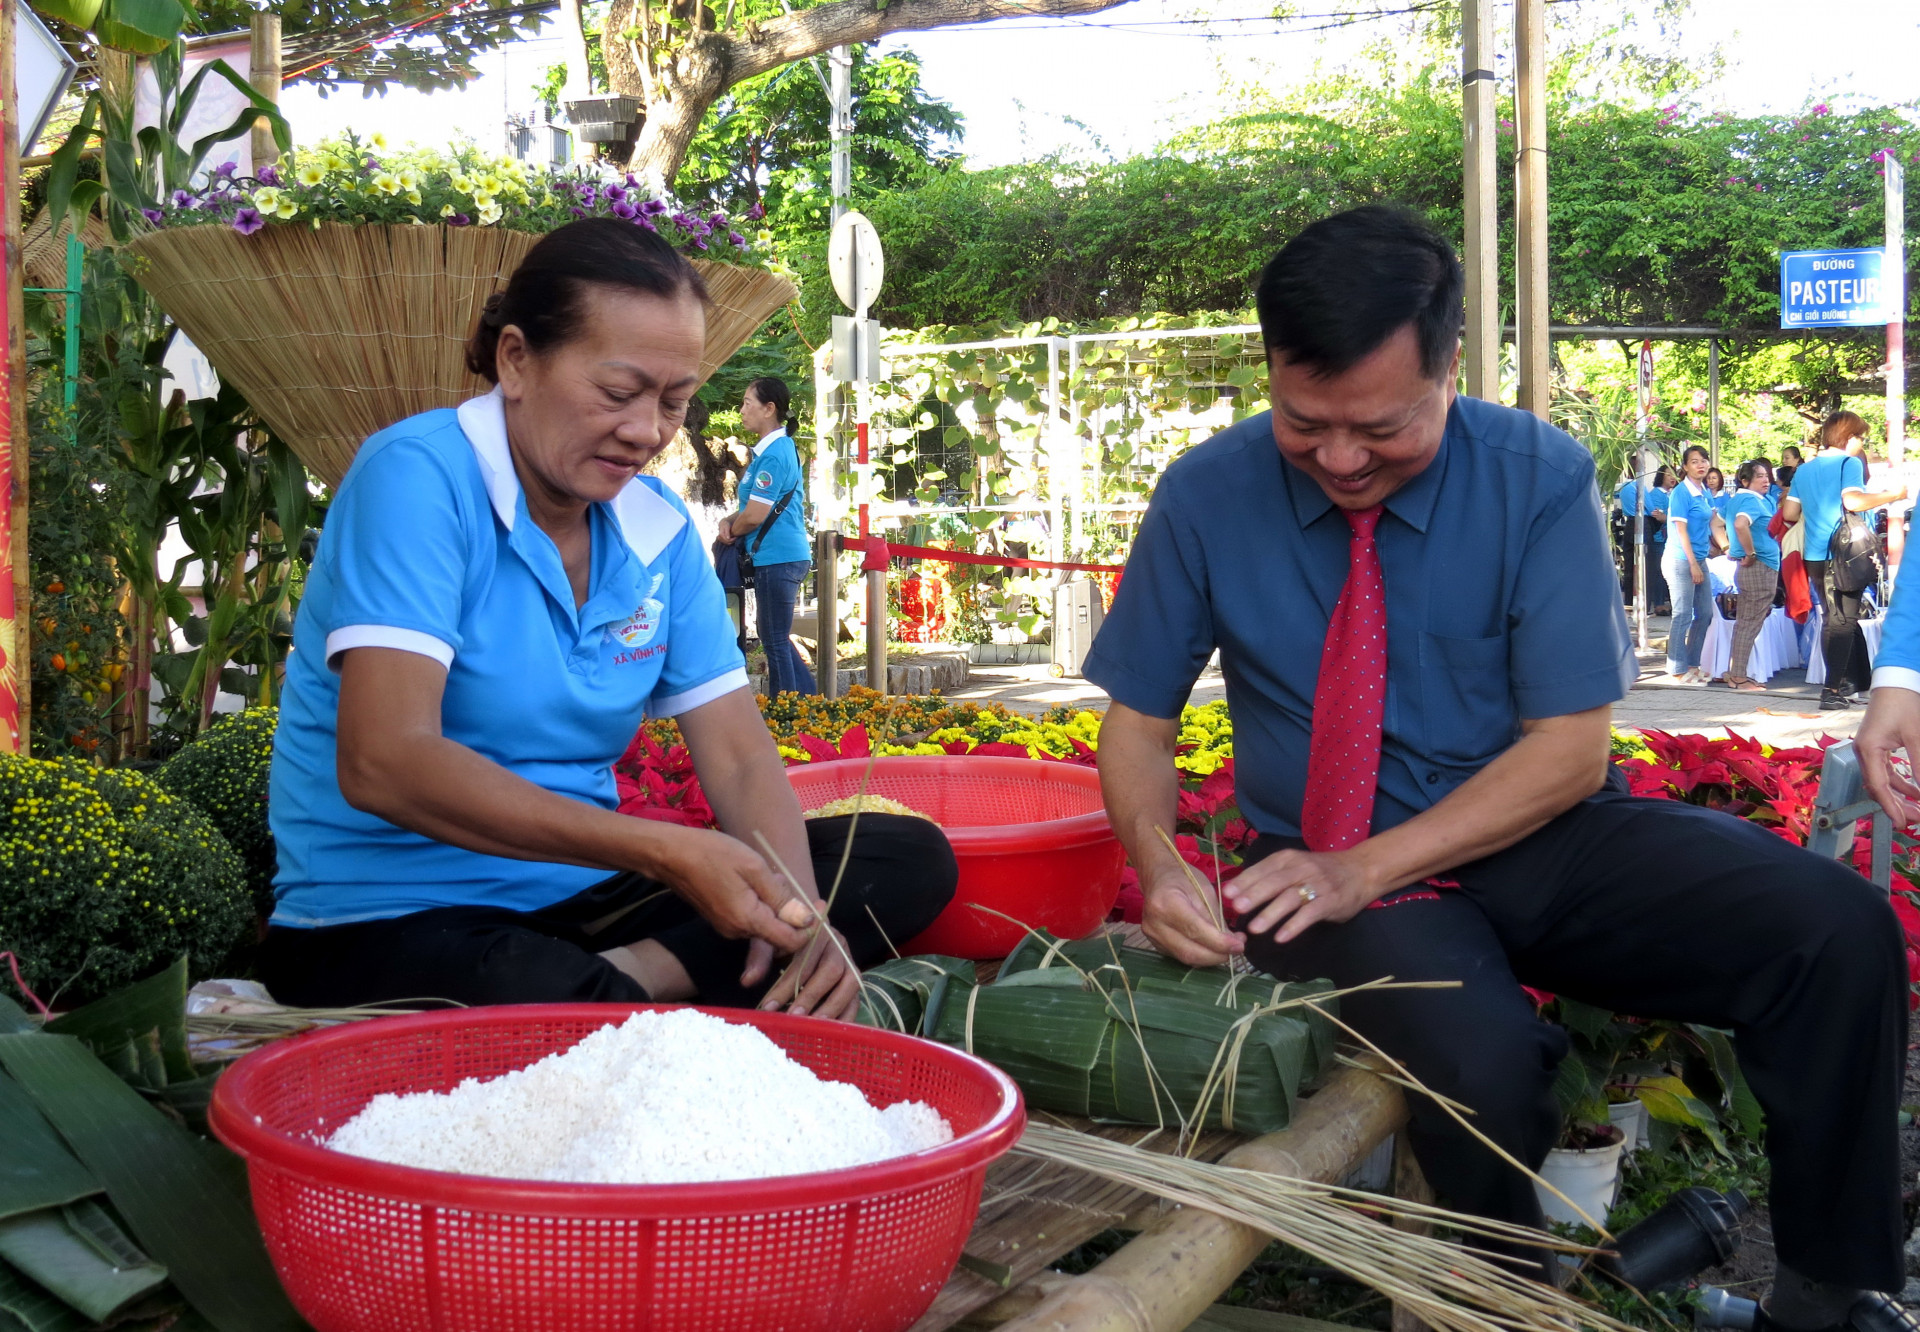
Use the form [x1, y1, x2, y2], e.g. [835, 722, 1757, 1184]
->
[368, 130, 390, 150]
[476, 200, 503, 226]
[296, 162, 325, 187]
[397, 167, 421, 192]
[440, 203, 456, 217]
[273, 196, 298, 219]
[251, 186, 282, 213]
[406, 190, 423, 206]
[372, 171, 402, 196]
[450, 171, 472, 192]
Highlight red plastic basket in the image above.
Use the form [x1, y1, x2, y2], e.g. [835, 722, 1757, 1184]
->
[209, 1004, 1025, 1332]
[786, 755, 1126, 958]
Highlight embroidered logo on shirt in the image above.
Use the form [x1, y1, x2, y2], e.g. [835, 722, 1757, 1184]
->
[610, 573, 667, 650]
[755, 470, 774, 490]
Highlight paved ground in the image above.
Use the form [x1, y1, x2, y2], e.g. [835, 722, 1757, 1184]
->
[943, 650, 1866, 748]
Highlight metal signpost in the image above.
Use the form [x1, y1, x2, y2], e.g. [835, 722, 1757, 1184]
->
[828, 210, 886, 692]
[1633, 340, 1655, 650]
[1887, 157, 1906, 466]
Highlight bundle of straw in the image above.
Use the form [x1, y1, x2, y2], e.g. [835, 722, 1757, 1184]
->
[124, 224, 796, 486]
[1015, 1122, 1635, 1332]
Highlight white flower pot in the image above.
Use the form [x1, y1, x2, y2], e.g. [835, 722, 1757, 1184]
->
[1535, 1128, 1625, 1228]
[1608, 1098, 1650, 1153]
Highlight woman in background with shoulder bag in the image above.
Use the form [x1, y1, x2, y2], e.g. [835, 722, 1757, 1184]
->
[717, 376, 818, 697]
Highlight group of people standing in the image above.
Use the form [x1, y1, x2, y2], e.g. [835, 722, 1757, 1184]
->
[1613, 412, 1909, 710]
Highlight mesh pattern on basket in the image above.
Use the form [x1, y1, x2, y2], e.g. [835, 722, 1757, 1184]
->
[216, 1008, 1018, 1332]
[124, 226, 795, 486]
[787, 757, 1103, 829]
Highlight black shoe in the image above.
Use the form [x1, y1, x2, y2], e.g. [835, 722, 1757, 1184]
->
[1820, 691, 1858, 711]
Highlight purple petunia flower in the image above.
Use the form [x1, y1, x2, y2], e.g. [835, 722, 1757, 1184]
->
[640, 199, 668, 217]
[637, 217, 657, 232]
[728, 231, 747, 248]
[747, 201, 765, 221]
[232, 207, 265, 234]
[257, 164, 281, 186]
[605, 183, 626, 203]
[141, 207, 166, 225]
[625, 173, 639, 187]
[447, 214, 472, 227]
[708, 210, 728, 228]
[171, 189, 193, 207]
[570, 206, 587, 217]
[692, 236, 709, 250]
[611, 200, 638, 219]
[216, 160, 238, 178]
[581, 185, 598, 206]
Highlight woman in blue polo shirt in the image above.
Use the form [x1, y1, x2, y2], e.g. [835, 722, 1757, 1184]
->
[1663, 445, 1716, 683]
[1724, 458, 1780, 692]
[717, 376, 815, 696]
[259, 219, 955, 1017]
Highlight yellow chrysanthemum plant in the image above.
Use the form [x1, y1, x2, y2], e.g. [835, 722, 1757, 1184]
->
[144, 133, 775, 267]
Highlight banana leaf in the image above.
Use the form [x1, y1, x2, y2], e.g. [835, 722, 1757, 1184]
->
[857, 956, 976, 1037]
[0, 1034, 306, 1332]
[0, 1200, 167, 1322]
[0, 1263, 87, 1332]
[932, 968, 1313, 1134]
[0, 999, 31, 1036]
[44, 957, 193, 1089]
[0, 1074, 97, 1223]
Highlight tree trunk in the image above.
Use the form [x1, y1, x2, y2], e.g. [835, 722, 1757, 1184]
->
[607, 0, 1138, 188]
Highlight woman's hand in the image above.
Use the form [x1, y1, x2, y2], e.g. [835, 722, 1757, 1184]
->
[1224, 848, 1382, 944]
[756, 925, 862, 1021]
[1690, 562, 1706, 586]
[1857, 687, 1920, 825]
[654, 827, 813, 955]
[1741, 554, 1758, 568]
[714, 523, 737, 545]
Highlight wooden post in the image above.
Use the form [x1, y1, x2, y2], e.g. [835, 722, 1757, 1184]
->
[816, 528, 840, 698]
[1513, 0, 1550, 420]
[1460, 0, 1500, 401]
[996, 1068, 1407, 1332]
[1, 0, 28, 754]
[248, 13, 282, 172]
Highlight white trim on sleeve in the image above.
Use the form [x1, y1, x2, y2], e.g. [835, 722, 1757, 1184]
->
[325, 625, 456, 672]
[1870, 666, 1920, 696]
[651, 668, 751, 718]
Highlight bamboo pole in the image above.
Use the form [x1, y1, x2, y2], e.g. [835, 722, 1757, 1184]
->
[248, 13, 283, 172]
[1512, 0, 1550, 420]
[1459, 0, 1499, 402]
[1, 0, 28, 754]
[996, 1067, 1407, 1332]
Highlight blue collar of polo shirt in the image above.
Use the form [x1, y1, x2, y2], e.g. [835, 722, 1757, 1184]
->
[1279, 400, 1454, 535]
[456, 388, 686, 566]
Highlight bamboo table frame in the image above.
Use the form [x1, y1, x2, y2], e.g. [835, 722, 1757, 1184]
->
[914, 1065, 1410, 1332]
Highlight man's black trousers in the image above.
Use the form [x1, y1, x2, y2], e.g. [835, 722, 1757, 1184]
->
[1244, 769, 1908, 1290]
[259, 814, 956, 1010]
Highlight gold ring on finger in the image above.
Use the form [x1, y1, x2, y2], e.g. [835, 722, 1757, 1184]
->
[1297, 886, 1318, 904]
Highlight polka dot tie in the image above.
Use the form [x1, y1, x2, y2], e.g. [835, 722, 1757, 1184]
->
[1301, 505, 1386, 853]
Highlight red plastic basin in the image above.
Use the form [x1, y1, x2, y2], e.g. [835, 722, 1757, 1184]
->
[787, 755, 1125, 958]
[209, 1004, 1025, 1332]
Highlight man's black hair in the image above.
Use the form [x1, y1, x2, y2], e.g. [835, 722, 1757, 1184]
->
[1254, 205, 1465, 381]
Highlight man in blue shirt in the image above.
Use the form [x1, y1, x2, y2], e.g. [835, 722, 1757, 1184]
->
[1088, 207, 1908, 1318]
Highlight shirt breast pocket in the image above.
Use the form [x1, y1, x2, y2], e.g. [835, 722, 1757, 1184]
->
[1417, 631, 1515, 762]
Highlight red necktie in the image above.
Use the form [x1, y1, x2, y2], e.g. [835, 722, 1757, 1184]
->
[1301, 506, 1386, 853]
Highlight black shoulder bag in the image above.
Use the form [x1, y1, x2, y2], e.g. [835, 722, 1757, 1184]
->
[1827, 511, 1883, 594]
[712, 487, 798, 592]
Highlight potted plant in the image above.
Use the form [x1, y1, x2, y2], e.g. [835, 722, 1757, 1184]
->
[56, 116, 793, 486]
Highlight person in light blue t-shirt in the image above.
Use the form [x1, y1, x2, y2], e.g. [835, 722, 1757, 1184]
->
[717, 375, 816, 696]
[1662, 445, 1717, 681]
[259, 220, 953, 1018]
[1724, 459, 1780, 691]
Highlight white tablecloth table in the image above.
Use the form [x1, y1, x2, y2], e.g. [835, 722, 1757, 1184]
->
[1700, 556, 1804, 684]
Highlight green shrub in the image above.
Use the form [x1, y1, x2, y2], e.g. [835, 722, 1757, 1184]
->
[0, 756, 251, 1005]
[156, 708, 277, 915]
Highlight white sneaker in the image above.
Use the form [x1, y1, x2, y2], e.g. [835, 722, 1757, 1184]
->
[1851, 690, 1873, 704]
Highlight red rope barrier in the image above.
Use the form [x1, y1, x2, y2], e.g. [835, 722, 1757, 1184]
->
[839, 536, 1124, 576]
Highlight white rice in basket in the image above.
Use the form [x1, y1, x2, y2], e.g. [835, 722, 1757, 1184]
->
[325, 1008, 953, 1184]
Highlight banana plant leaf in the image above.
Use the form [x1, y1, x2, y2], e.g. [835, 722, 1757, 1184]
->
[857, 956, 975, 1037]
[0, 1075, 97, 1223]
[0, 1263, 87, 1332]
[0, 1200, 167, 1322]
[0, 999, 31, 1036]
[0, 1035, 306, 1332]
[44, 957, 193, 1089]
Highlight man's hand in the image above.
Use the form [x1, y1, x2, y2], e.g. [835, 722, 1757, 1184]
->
[1140, 865, 1245, 967]
[1856, 687, 1920, 825]
[755, 924, 861, 1021]
[1225, 847, 1382, 943]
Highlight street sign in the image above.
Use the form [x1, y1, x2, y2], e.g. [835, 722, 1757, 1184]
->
[830, 315, 880, 384]
[1780, 248, 1898, 329]
[828, 210, 883, 313]
[1635, 340, 1654, 433]
[15, 2, 78, 155]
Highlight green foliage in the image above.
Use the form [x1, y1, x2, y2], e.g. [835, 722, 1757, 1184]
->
[155, 709, 277, 916]
[0, 757, 251, 1006]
